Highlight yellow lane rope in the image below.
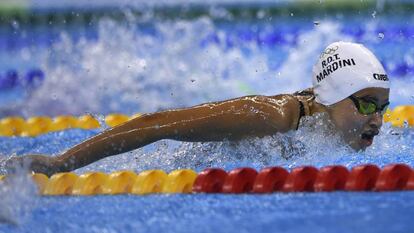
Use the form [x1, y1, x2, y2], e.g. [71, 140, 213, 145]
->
[0, 113, 142, 137]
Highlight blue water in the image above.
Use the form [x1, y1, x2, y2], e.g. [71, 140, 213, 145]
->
[1, 2, 414, 233]
[1, 193, 414, 233]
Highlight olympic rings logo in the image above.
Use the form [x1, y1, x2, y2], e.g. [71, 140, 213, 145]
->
[320, 45, 339, 58]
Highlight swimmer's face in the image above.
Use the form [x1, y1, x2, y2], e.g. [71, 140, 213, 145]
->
[326, 87, 390, 151]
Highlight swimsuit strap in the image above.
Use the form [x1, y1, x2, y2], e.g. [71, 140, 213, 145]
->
[296, 101, 305, 130]
[293, 88, 315, 129]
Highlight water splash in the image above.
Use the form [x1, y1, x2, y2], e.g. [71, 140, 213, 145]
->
[15, 17, 358, 117]
[271, 21, 352, 94]
[20, 17, 270, 116]
[0, 15, 411, 116]
[0, 170, 38, 226]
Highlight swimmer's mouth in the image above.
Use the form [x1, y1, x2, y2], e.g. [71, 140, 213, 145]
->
[360, 131, 379, 146]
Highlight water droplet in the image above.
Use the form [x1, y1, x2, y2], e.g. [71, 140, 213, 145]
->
[372, 11, 377, 18]
[378, 32, 385, 39]
[11, 20, 19, 30]
[95, 114, 108, 129]
[290, 13, 294, 16]
[257, 10, 266, 19]
[403, 120, 409, 128]
[313, 21, 320, 26]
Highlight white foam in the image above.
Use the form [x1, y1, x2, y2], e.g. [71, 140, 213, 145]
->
[0, 11, 409, 116]
[16, 18, 240, 116]
[0, 172, 38, 226]
[18, 17, 358, 117]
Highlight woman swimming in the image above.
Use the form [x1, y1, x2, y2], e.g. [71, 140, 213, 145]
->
[5, 41, 390, 176]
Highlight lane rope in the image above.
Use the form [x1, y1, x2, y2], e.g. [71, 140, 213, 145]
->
[0, 113, 142, 137]
[1, 164, 413, 195]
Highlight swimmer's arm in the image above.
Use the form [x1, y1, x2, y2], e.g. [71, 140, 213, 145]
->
[16, 95, 300, 175]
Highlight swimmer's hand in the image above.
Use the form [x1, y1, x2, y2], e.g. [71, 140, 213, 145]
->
[3, 155, 58, 177]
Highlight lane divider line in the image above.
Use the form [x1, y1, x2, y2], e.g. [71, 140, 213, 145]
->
[1, 163, 413, 195]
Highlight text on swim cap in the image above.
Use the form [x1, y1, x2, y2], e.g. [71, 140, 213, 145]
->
[316, 54, 356, 83]
[373, 73, 389, 81]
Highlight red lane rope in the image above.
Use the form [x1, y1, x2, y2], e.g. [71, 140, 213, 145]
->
[193, 164, 414, 193]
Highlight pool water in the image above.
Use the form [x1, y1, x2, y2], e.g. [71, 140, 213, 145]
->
[3, 192, 414, 233]
[1, 1, 414, 233]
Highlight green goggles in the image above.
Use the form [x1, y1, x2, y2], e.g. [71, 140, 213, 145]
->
[349, 95, 390, 115]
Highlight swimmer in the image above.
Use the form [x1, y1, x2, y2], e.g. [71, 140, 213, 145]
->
[4, 41, 390, 176]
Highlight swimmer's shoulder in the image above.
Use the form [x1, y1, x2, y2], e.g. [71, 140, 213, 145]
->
[265, 88, 315, 130]
[234, 93, 302, 132]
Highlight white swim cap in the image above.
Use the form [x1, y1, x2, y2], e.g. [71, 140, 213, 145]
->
[312, 41, 390, 105]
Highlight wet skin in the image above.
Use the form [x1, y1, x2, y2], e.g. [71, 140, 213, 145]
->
[5, 87, 389, 176]
[6, 94, 301, 175]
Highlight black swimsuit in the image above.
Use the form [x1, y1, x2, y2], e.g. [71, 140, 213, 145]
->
[292, 88, 315, 130]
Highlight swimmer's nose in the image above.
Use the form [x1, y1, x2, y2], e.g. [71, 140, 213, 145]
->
[369, 112, 383, 129]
